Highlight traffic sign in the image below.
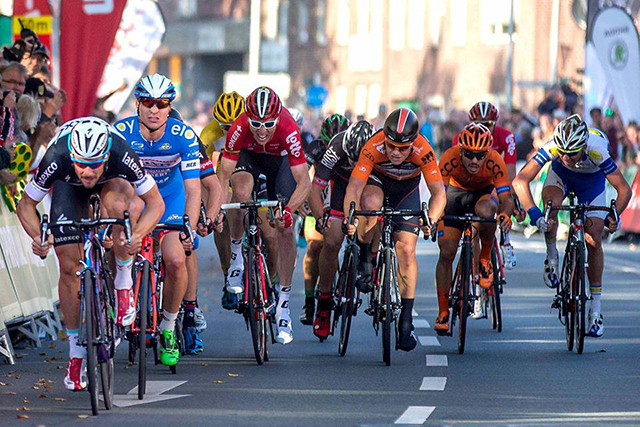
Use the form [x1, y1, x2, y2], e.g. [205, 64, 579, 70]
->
[307, 84, 328, 108]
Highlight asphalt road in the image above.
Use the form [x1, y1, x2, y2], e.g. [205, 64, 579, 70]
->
[1, 232, 639, 426]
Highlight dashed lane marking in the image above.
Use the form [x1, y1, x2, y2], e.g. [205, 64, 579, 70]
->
[414, 318, 430, 328]
[426, 355, 448, 366]
[419, 377, 446, 391]
[412, 309, 419, 316]
[418, 336, 440, 346]
[395, 406, 436, 424]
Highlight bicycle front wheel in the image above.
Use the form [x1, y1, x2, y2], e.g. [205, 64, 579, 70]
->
[382, 249, 393, 366]
[458, 245, 472, 354]
[561, 253, 575, 351]
[490, 248, 502, 333]
[83, 272, 99, 416]
[247, 247, 267, 365]
[338, 244, 358, 357]
[137, 262, 150, 399]
[575, 243, 587, 354]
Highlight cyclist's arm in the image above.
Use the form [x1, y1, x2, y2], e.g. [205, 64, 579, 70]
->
[184, 177, 201, 229]
[344, 175, 367, 213]
[287, 163, 311, 212]
[426, 180, 446, 223]
[497, 191, 515, 217]
[309, 179, 326, 220]
[506, 163, 516, 183]
[202, 173, 222, 221]
[512, 159, 543, 211]
[135, 184, 165, 237]
[605, 169, 632, 214]
[217, 155, 237, 204]
[16, 194, 41, 240]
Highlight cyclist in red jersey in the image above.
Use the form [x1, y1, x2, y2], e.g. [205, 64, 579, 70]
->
[453, 102, 520, 269]
[217, 86, 311, 345]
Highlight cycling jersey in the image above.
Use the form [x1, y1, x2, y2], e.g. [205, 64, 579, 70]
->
[351, 130, 442, 184]
[25, 117, 155, 203]
[439, 146, 511, 195]
[304, 138, 326, 167]
[313, 132, 353, 189]
[453, 124, 516, 165]
[200, 119, 225, 159]
[222, 108, 306, 167]
[533, 128, 617, 175]
[198, 138, 215, 179]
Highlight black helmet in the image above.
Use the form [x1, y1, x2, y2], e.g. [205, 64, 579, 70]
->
[343, 120, 374, 161]
[320, 114, 351, 144]
[383, 107, 419, 145]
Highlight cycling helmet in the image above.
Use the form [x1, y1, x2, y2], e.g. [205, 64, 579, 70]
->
[320, 114, 350, 143]
[343, 120, 374, 161]
[68, 117, 112, 162]
[134, 73, 176, 101]
[468, 101, 499, 122]
[245, 86, 281, 121]
[213, 91, 244, 124]
[553, 114, 588, 152]
[458, 122, 493, 151]
[288, 108, 304, 128]
[383, 108, 419, 145]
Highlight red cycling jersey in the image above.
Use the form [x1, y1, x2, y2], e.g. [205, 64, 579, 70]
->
[453, 124, 516, 165]
[222, 108, 306, 167]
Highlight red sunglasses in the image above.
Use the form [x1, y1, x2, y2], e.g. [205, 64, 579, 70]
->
[139, 98, 171, 109]
[74, 160, 106, 170]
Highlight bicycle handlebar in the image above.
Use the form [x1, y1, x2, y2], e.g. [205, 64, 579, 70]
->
[346, 201, 436, 242]
[543, 199, 617, 224]
[39, 212, 132, 259]
[221, 200, 280, 210]
[156, 214, 194, 256]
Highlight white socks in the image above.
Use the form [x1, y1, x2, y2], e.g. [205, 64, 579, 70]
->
[67, 329, 86, 359]
[159, 310, 178, 332]
[114, 256, 134, 290]
[275, 285, 292, 344]
[545, 236, 558, 262]
[230, 239, 242, 267]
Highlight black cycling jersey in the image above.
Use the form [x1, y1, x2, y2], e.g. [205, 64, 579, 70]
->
[313, 131, 354, 188]
[25, 119, 155, 202]
[304, 138, 327, 167]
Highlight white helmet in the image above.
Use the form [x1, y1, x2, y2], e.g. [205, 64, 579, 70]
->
[134, 73, 176, 101]
[68, 117, 112, 162]
[288, 108, 304, 127]
[554, 114, 588, 152]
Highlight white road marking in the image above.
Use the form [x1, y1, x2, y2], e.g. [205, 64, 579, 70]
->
[420, 377, 446, 391]
[426, 354, 448, 366]
[412, 309, 419, 317]
[414, 318, 430, 328]
[395, 406, 436, 424]
[110, 380, 191, 408]
[418, 336, 440, 346]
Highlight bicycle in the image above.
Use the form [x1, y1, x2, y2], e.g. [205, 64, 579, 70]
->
[40, 196, 131, 416]
[127, 215, 193, 399]
[438, 213, 496, 354]
[545, 192, 617, 354]
[347, 199, 431, 366]
[221, 199, 283, 365]
[474, 224, 506, 333]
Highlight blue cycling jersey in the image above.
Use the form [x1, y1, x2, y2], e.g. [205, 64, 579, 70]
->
[114, 116, 200, 197]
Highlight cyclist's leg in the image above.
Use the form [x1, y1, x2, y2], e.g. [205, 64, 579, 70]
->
[353, 180, 384, 292]
[394, 230, 420, 350]
[435, 228, 461, 331]
[475, 193, 499, 289]
[302, 224, 322, 324]
[584, 189, 607, 336]
[541, 166, 566, 288]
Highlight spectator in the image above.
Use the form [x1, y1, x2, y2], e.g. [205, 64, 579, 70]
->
[419, 106, 436, 147]
[537, 86, 565, 116]
[2, 62, 27, 97]
[622, 121, 639, 167]
[0, 143, 15, 184]
[552, 109, 567, 128]
[440, 120, 460, 154]
[20, 42, 49, 77]
[589, 107, 603, 129]
[0, 63, 28, 146]
[602, 109, 622, 162]
[16, 94, 40, 142]
[371, 104, 387, 130]
[531, 113, 554, 158]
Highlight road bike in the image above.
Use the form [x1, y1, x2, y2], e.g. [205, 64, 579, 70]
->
[221, 199, 283, 365]
[40, 195, 131, 416]
[546, 192, 617, 354]
[474, 225, 506, 332]
[347, 200, 430, 366]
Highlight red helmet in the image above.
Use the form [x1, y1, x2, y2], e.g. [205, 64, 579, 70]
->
[245, 86, 282, 121]
[468, 102, 499, 122]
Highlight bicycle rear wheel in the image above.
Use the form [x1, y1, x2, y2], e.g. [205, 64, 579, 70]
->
[574, 243, 587, 354]
[338, 244, 358, 357]
[83, 272, 99, 416]
[458, 245, 472, 354]
[561, 253, 575, 351]
[490, 248, 502, 333]
[137, 262, 150, 399]
[247, 247, 267, 365]
[382, 249, 392, 366]
[99, 274, 115, 410]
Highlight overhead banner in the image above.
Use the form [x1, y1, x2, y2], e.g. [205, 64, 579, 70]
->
[589, 6, 640, 125]
[96, 0, 166, 114]
[60, 0, 127, 120]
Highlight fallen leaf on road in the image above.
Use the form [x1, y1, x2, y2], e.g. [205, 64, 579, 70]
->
[43, 385, 52, 390]
[227, 373, 239, 377]
[37, 379, 46, 384]
[54, 397, 66, 402]
[39, 352, 46, 356]
[0, 381, 9, 386]
[77, 414, 89, 419]
[47, 380, 54, 384]
[23, 398, 30, 404]
[16, 406, 29, 411]
[49, 342, 56, 349]
[16, 414, 29, 419]
[14, 354, 24, 359]
[2, 391, 17, 395]
[213, 380, 223, 384]
[38, 394, 47, 399]
[31, 386, 39, 390]
[13, 374, 21, 379]
[201, 363, 208, 366]
[56, 366, 63, 370]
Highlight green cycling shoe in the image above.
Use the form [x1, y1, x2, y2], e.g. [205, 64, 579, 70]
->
[159, 329, 179, 366]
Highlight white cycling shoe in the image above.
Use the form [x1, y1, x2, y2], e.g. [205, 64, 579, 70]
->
[275, 303, 293, 344]
[472, 295, 485, 319]
[543, 256, 559, 289]
[501, 243, 517, 270]
[226, 264, 245, 294]
[588, 312, 604, 337]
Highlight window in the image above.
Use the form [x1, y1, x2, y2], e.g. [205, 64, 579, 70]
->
[177, 0, 197, 18]
[355, 84, 367, 116]
[407, 0, 425, 50]
[389, 0, 406, 51]
[336, 0, 350, 46]
[335, 85, 348, 114]
[450, 0, 467, 47]
[356, 0, 370, 35]
[298, 1, 309, 43]
[367, 84, 381, 119]
[263, 0, 279, 40]
[428, 0, 445, 47]
[480, 0, 517, 44]
[316, 0, 327, 45]
[278, 0, 289, 41]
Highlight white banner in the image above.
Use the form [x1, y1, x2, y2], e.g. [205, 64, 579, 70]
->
[590, 6, 640, 125]
[95, 0, 166, 114]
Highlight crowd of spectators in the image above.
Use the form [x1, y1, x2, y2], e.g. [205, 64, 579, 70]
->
[0, 24, 66, 190]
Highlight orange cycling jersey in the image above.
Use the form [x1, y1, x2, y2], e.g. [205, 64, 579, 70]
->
[439, 146, 511, 195]
[351, 131, 442, 183]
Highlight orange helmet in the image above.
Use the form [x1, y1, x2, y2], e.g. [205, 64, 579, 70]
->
[458, 123, 493, 151]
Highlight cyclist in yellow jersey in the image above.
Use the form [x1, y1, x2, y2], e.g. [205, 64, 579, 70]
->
[200, 91, 245, 309]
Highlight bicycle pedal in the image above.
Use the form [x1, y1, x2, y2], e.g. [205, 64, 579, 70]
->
[364, 307, 374, 316]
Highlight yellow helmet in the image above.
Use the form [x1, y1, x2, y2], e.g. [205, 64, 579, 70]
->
[213, 91, 245, 124]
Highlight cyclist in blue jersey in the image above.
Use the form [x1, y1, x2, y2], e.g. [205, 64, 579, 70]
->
[115, 74, 201, 367]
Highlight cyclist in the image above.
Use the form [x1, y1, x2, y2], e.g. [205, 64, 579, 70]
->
[300, 113, 350, 325]
[217, 86, 311, 344]
[115, 73, 201, 367]
[200, 91, 245, 310]
[168, 107, 223, 354]
[17, 117, 164, 391]
[453, 102, 520, 269]
[310, 120, 374, 339]
[512, 114, 631, 337]
[435, 123, 514, 332]
[343, 108, 446, 351]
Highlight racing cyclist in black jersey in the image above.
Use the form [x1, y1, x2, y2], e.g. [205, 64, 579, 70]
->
[17, 117, 164, 391]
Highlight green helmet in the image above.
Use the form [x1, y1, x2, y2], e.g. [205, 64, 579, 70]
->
[320, 114, 351, 144]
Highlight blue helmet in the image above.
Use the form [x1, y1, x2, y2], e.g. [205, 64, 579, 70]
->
[134, 73, 176, 101]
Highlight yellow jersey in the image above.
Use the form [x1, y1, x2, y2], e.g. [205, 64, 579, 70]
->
[200, 119, 225, 159]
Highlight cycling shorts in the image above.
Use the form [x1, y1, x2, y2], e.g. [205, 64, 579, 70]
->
[50, 181, 103, 247]
[367, 172, 421, 235]
[439, 185, 497, 237]
[544, 162, 608, 220]
[233, 150, 296, 203]
[159, 184, 187, 226]
[329, 179, 347, 214]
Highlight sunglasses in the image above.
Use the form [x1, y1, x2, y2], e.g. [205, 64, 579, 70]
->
[474, 120, 495, 128]
[74, 160, 106, 170]
[139, 98, 171, 109]
[385, 141, 412, 153]
[249, 118, 278, 129]
[462, 149, 488, 160]
[557, 149, 582, 158]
